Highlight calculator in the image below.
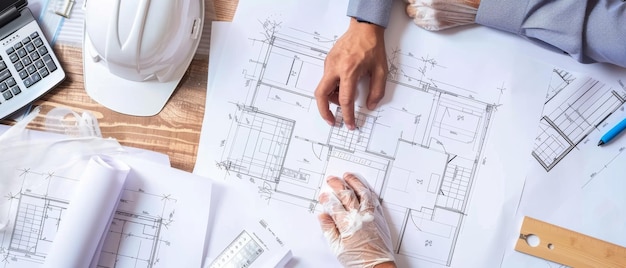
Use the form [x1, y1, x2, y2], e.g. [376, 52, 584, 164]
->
[0, 0, 65, 119]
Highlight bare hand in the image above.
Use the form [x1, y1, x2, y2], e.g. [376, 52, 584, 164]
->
[315, 18, 388, 130]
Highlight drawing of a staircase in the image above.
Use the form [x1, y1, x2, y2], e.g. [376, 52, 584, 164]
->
[436, 164, 470, 211]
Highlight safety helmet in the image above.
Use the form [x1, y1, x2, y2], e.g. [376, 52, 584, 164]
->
[83, 0, 204, 116]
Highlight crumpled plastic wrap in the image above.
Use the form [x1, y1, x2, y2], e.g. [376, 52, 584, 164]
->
[0, 108, 122, 230]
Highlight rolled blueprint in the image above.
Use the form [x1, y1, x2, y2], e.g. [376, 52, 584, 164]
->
[43, 155, 130, 268]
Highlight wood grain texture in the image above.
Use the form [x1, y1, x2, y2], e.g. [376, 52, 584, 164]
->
[1, 0, 240, 172]
[214, 0, 239, 21]
[515, 216, 626, 267]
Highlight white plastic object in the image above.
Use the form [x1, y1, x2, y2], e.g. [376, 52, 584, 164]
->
[44, 107, 102, 137]
[82, 0, 204, 116]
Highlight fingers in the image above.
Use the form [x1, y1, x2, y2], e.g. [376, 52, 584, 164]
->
[405, 0, 479, 31]
[315, 76, 358, 130]
[323, 173, 377, 214]
[326, 176, 360, 210]
[338, 77, 357, 130]
[343, 173, 377, 213]
[315, 75, 339, 126]
[317, 213, 340, 244]
[406, 3, 417, 18]
[367, 67, 387, 110]
[343, 173, 368, 195]
[319, 191, 346, 214]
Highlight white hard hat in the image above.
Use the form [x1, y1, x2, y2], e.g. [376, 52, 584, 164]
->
[83, 0, 204, 116]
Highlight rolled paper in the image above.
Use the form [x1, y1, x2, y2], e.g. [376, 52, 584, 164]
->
[43, 155, 130, 268]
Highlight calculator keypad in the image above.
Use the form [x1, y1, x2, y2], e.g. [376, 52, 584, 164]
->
[0, 56, 21, 101]
[5, 32, 58, 90]
[0, 9, 66, 120]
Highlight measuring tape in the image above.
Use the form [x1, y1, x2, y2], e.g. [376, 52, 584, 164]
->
[210, 231, 264, 268]
[515, 216, 626, 267]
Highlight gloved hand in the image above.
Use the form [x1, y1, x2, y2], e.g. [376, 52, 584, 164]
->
[317, 173, 396, 268]
[405, 0, 481, 31]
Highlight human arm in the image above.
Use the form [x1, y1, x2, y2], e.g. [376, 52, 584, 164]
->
[475, 0, 626, 68]
[406, 0, 626, 68]
[314, 0, 392, 130]
[347, 0, 394, 27]
[317, 173, 396, 268]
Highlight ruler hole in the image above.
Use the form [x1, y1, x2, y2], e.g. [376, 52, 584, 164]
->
[525, 234, 540, 247]
[547, 243, 554, 250]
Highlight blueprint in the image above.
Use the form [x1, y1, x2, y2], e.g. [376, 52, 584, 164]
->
[0, 135, 212, 268]
[502, 67, 626, 267]
[532, 72, 626, 171]
[195, 0, 554, 267]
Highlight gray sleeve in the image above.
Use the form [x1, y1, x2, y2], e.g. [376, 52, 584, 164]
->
[476, 0, 626, 68]
[347, 0, 393, 28]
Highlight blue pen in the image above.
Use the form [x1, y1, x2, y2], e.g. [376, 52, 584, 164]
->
[598, 117, 626, 146]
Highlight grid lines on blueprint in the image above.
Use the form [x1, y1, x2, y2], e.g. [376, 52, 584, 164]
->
[0, 168, 177, 268]
[205, 17, 507, 267]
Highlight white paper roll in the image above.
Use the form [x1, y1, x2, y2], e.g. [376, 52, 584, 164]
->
[43, 155, 130, 268]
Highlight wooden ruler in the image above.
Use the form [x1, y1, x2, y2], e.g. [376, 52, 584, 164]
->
[515, 216, 626, 267]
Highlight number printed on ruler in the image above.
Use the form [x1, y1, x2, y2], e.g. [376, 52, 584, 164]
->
[210, 230, 264, 268]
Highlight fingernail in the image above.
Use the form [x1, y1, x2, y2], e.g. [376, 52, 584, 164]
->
[325, 119, 334, 126]
[367, 101, 378, 110]
[347, 123, 355, 130]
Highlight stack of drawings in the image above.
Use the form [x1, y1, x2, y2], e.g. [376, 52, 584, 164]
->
[0, 122, 213, 267]
[198, 0, 626, 267]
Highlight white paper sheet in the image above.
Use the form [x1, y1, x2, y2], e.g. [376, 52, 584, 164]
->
[43, 155, 130, 268]
[195, 0, 559, 266]
[204, 179, 292, 268]
[0, 128, 212, 268]
[501, 69, 626, 266]
[208, 21, 230, 94]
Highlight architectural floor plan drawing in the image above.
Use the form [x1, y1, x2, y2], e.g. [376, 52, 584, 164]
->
[199, 1, 626, 267]
[98, 190, 175, 267]
[532, 76, 626, 171]
[197, 13, 526, 266]
[545, 68, 575, 104]
[0, 153, 212, 268]
[502, 71, 626, 267]
[0, 168, 173, 268]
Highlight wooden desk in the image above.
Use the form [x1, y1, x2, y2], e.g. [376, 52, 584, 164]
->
[1, 0, 239, 173]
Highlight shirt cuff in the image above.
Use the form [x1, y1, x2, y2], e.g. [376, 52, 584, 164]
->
[475, 0, 530, 34]
[347, 0, 392, 28]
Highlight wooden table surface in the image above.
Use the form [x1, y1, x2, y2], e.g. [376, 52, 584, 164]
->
[1, 0, 239, 173]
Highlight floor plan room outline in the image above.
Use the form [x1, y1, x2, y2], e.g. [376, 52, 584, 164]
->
[532, 77, 626, 171]
[0, 169, 177, 268]
[210, 24, 497, 266]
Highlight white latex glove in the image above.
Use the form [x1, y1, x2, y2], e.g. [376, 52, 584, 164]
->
[318, 173, 395, 268]
[405, 0, 480, 31]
